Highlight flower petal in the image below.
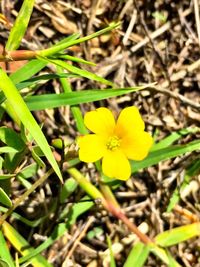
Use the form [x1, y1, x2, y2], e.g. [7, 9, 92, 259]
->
[78, 134, 106, 162]
[115, 106, 145, 137]
[102, 150, 131, 180]
[84, 108, 115, 136]
[121, 131, 153, 160]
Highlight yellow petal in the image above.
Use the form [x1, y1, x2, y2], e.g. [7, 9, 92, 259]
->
[78, 134, 106, 163]
[102, 150, 131, 180]
[121, 131, 153, 160]
[84, 108, 115, 136]
[115, 106, 145, 137]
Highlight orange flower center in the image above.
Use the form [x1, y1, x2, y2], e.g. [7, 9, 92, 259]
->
[106, 136, 121, 151]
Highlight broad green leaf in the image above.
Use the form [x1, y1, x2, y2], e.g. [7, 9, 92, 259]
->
[0, 188, 12, 207]
[38, 57, 113, 86]
[155, 223, 200, 247]
[2, 221, 53, 267]
[0, 127, 25, 151]
[0, 69, 62, 181]
[25, 87, 146, 111]
[131, 139, 200, 173]
[124, 242, 149, 267]
[17, 163, 38, 179]
[5, 0, 35, 50]
[0, 231, 15, 267]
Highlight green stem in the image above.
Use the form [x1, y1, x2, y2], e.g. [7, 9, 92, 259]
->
[68, 168, 153, 244]
[67, 168, 108, 209]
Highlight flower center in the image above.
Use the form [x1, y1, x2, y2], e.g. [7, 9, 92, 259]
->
[106, 136, 121, 151]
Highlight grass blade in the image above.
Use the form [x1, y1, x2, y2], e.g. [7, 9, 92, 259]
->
[5, 0, 35, 51]
[2, 221, 53, 267]
[25, 87, 147, 110]
[123, 242, 149, 267]
[0, 231, 15, 267]
[0, 69, 62, 182]
[131, 139, 200, 173]
[155, 223, 200, 247]
[38, 57, 114, 86]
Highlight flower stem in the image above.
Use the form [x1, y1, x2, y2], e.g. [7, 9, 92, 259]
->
[68, 168, 153, 244]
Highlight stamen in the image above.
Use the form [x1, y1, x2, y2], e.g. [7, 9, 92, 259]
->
[106, 136, 121, 151]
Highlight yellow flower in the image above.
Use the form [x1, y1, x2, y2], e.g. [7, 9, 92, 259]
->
[78, 107, 153, 180]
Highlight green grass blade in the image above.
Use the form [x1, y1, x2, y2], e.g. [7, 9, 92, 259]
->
[2, 221, 53, 267]
[131, 139, 200, 173]
[25, 87, 146, 110]
[155, 223, 200, 247]
[106, 235, 116, 267]
[58, 54, 96, 66]
[0, 69, 62, 182]
[0, 60, 47, 104]
[39, 57, 113, 86]
[39, 22, 120, 57]
[10, 59, 47, 84]
[0, 231, 15, 267]
[151, 127, 199, 152]
[150, 245, 181, 266]
[124, 242, 149, 267]
[5, 0, 35, 51]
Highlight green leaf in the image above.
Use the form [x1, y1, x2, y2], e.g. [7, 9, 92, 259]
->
[0, 174, 15, 180]
[58, 54, 96, 66]
[10, 60, 47, 84]
[123, 242, 149, 267]
[0, 231, 15, 267]
[17, 163, 38, 179]
[0, 188, 12, 207]
[2, 221, 53, 267]
[16, 73, 79, 90]
[151, 127, 199, 152]
[0, 60, 47, 105]
[38, 57, 113, 86]
[5, 0, 35, 50]
[0, 259, 11, 267]
[60, 178, 78, 203]
[25, 87, 146, 111]
[39, 22, 120, 57]
[106, 235, 116, 267]
[0, 147, 19, 154]
[0, 69, 62, 182]
[150, 245, 181, 266]
[155, 223, 200, 247]
[0, 127, 25, 151]
[131, 139, 200, 173]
